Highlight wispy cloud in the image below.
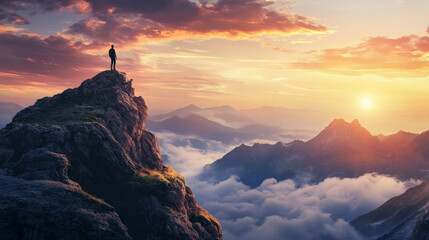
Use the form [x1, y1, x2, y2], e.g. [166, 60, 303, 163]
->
[155, 131, 235, 177]
[292, 32, 429, 78]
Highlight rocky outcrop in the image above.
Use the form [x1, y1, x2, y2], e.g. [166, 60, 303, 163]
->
[0, 71, 222, 240]
[351, 182, 429, 239]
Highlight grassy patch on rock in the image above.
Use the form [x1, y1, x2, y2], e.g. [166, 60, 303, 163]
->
[18, 104, 104, 125]
[191, 206, 222, 238]
[130, 166, 184, 190]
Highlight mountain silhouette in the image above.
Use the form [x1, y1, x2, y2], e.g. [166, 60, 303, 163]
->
[203, 105, 237, 113]
[0, 71, 221, 240]
[0, 102, 23, 128]
[381, 130, 418, 152]
[151, 104, 202, 121]
[146, 114, 291, 144]
[308, 119, 380, 150]
[149, 104, 256, 129]
[200, 119, 428, 187]
[352, 182, 429, 239]
[150, 104, 329, 133]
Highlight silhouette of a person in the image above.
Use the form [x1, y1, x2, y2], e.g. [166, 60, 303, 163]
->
[109, 45, 117, 71]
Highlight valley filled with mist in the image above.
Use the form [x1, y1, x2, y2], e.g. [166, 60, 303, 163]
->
[146, 104, 429, 240]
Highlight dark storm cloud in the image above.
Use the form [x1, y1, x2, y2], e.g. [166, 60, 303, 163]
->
[0, 0, 76, 11]
[1, 0, 328, 43]
[0, 8, 29, 24]
[67, 16, 165, 43]
[88, 0, 200, 25]
[80, 0, 328, 42]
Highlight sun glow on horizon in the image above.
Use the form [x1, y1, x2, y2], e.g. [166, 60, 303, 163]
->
[361, 97, 372, 109]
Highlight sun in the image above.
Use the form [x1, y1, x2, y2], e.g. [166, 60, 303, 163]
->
[361, 97, 372, 109]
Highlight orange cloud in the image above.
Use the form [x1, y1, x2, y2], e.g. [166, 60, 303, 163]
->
[59, 0, 92, 14]
[292, 33, 429, 78]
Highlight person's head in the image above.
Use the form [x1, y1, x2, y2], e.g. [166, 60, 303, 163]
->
[111, 45, 114, 48]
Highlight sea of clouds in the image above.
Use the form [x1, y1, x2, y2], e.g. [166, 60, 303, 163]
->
[155, 131, 420, 240]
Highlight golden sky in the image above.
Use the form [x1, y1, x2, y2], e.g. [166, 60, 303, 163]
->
[0, 0, 429, 134]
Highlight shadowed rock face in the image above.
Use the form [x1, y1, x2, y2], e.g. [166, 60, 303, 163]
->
[0, 71, 222, 240]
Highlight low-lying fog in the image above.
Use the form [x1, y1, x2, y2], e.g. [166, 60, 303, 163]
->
[156, 132, 420, 240]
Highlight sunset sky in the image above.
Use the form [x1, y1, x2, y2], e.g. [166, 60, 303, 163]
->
[1, 0, 429, 134]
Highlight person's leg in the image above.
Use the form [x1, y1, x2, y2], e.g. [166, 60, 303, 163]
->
[113, 58, 116, 70]
[110, 58, 113, 71]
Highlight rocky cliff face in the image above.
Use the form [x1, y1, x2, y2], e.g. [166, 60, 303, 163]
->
[0, 71, 222, 240]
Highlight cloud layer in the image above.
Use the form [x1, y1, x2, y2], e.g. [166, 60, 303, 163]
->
[154, 131, 420, 240]
[189, 174, 418, 240]
[155, 131, 235, 177]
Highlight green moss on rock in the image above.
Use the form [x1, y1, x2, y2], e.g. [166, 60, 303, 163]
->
[17, 104, 104, 125]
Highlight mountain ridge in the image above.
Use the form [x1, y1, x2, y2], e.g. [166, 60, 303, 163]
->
[146, 113, 292, 144]
[150, 104, 333, 131]
[0, 71, 221, 240]
[200, 118, 429, 187]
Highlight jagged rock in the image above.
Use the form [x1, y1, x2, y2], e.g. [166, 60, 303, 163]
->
[0, 170, 132, 240]
[0, 71, 222, 240]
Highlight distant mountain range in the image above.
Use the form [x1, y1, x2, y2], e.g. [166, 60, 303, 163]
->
[199, 119, 429, 187]
[0, 102, 23, 128]
[149, 104, 253, 128]
[150, 104, 333, 130]
[153, 105, 429, 240]
[147, 114, 299, 144]
[147, 104, 321, 143]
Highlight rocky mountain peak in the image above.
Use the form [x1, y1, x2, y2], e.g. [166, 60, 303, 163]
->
[0, 71, 221, 240]
[327, 118, 347, 127]
[308, 118, 378, 150]
[13, 71, 146, 127]
[326, 118, 361, 130]
[11, 70, 160, 170]
[204, 105, 236, 113]
[316, 118, 371, 137]
[184, 104, 201, 111]
[351, 119, 360, 126]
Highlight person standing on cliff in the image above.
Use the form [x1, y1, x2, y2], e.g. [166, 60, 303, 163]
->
[109, 45, 117, 71]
